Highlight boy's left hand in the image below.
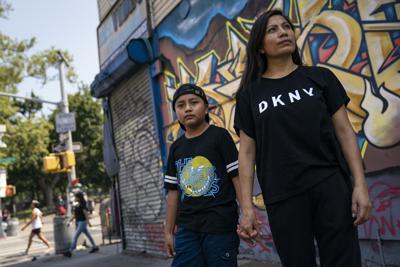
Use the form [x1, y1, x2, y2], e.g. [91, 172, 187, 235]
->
[164, 233, 175, 257]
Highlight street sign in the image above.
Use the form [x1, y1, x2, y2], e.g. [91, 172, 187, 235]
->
[56, 113, 76, 133]
[0, 169, 6, 198]
[52, 142, 82, 153]
[72, 142, 83, 153]
[0, 157, 16, 164]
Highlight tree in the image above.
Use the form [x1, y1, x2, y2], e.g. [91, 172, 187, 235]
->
[49, 84, 110, 192]
[0, 0, 77, 208]
[3, 117, 55, 205]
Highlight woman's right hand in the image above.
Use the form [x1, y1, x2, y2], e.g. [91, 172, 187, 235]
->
[237, 208, 261, 244]
[164, 233, 175, 257]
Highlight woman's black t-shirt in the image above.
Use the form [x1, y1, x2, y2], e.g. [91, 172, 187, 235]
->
[164, 125, 239, 233]
[74, 202, 87, 222]
[234, 66, 350, 205]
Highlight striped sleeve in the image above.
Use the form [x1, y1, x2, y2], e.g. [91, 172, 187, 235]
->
[226, 160, 238, 174]
[165, 175, 178, 185]
[164, 145, 178, 190]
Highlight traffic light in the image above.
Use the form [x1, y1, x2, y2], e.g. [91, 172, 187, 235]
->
[43, 153, 61, 172]
[5, 185, 16, 197]
[43, 151, 76, 173]
[62, 150, 76, 168]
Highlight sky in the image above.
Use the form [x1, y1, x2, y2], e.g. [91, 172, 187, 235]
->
[0, 0, 100, 114]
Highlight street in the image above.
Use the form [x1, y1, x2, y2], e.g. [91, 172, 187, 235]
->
[0, 210, 281, 267]
[0, 209, 103, 266]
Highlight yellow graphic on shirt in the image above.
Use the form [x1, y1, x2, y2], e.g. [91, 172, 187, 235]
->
[180, 156, 218, 197]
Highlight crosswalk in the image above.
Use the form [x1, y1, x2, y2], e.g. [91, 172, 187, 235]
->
[0, 234, 54, 266]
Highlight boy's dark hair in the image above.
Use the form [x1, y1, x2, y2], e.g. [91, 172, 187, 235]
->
[172, 83, 210, 130]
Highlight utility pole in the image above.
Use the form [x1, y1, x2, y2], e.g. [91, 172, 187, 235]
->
[57, 51, 76, 217]
[0, 52, 76, 217]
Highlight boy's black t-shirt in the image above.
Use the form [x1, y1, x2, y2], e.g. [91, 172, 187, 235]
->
[164, 125, 239, 233]
[234, 66, 350, 205]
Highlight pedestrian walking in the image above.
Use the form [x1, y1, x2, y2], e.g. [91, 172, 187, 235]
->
[21, 200, 51, 254]
[234, 9, 372, 267]
[64, 192, 99, 257]
[164, 83, 242, 267]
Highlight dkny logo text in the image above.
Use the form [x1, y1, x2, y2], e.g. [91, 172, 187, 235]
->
[258, 88, 314, 113]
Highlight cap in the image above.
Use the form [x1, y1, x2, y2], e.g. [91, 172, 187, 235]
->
[172, 83, 210, 130]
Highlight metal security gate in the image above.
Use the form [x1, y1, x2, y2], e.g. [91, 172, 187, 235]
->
[109, 67, 165, 254]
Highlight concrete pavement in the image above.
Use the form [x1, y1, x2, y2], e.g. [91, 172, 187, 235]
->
[7, 243, 281, 267]
[0, 209, 103, 266]
[0, 206, 281, 267]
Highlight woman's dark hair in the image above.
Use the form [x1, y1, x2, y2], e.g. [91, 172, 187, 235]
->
[236, 9, 302, 99]
[74, 192, 86, 205]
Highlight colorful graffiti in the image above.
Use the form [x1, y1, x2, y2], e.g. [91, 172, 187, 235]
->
[362, 170, 400, 240]
[156, 0, 400, 262]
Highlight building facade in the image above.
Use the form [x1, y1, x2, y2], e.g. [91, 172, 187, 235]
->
[92, 0, 400, 265]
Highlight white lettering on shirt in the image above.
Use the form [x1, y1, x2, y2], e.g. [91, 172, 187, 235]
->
[302, 87, 314, 96]
[259, 101, 268, 113]
[272, 95, 285, 107]
[258, 87, 315, 114]
[288, 90, 301, 103]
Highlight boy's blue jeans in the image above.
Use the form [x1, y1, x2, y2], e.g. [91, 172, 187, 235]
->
[172, 227, 239, 267]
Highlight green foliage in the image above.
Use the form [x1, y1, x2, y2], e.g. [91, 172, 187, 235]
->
[0, 33, 35, 122]
[0, 0, 11, 19]
[3, 117, 53, 198]
[49, 84, 110, 191]
[0, 1, 85, 207]
[28, 48, 77, 84]
[14, 92, 43, 118]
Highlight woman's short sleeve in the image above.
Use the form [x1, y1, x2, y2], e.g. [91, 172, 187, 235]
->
[321, 68, 350, 116]
[234, 89, 255, 138]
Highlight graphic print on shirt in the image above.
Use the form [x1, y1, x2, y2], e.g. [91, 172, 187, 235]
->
[258, 87, 314, 113]
[175, 156, 220, 199]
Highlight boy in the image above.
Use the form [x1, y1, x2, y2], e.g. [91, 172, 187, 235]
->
[164, 83, 241, 267]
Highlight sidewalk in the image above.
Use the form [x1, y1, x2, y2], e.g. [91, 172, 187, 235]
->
[9, 243, 281, 267]
[0, 207, 103, 266]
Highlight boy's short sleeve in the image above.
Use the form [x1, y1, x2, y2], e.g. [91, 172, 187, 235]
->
[219, 129, 239, 179]
[164, 145, 178, 190]
[321, 68, 350, 116]
[234, 89, 255, 138]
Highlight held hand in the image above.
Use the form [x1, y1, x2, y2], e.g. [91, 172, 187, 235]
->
[237, 208, 261, 244]
[164, 233, 175, 258]
[352, 183, 372, 225]
[21, 226, 26, 231]
[67, 222, 71, 227]
[88, 222, 93, 228]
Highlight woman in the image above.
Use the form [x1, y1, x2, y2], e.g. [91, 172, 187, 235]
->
[64, 192, 99, 257]
[21, 200, 51, 254]
[234, 9, 372, 267]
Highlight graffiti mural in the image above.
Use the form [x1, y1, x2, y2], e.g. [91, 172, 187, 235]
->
[156, 0, 400, 262]
[109, 68, 165, 254]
